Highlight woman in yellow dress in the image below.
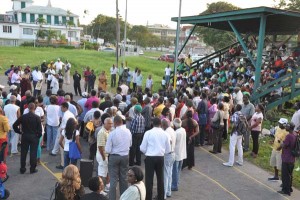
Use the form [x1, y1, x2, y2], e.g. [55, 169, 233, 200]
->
[98, 71, 107, 92]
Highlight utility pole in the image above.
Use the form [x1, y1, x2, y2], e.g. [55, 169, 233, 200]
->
[123, 0, 128, 64]
[173, 0, 182, 90]
[116, 0, 120, 67]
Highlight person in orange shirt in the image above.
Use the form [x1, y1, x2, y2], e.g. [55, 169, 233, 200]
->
[0, 107, 10, 162]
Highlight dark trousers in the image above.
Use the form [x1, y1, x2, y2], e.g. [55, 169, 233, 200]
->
[79, 121, 85, 137]
[129, 133, 143, 166]
[133, 83, 137, 92]
[111, 74, 116, 87]
[281, 162, 294, 194]
[213, 126, 224, 153]
[47, 80, 51, 90]
[183, 137, 194, 169]
[198, 124, 206, 145]
[223, 119, 228, 140]
[74, 83, 82, 96]
[251, 131, 260, 154]
[20, 134, 39, 172]
[145, 156, 164, 200]
[88, 83, 94, 93]
[33, 81, 41, 97]
[89, 142, 97, 160]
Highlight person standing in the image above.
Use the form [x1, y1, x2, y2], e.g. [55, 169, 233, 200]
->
[140, 118, 171, 200]
[250, 104, 264, 158]
[45, 65, 55, 90]
[3, 95, 20, 155]
[145, 75, 153, 93]
[41, 60, 48, 83]
[162, 119, 176, 199]
[31, 66, 43, 97]
[241, 94, 255, 152]
[84, 67, 91, 92]
[210, 103, 225, 154]
[10, 68, 22, 91]
[110, 64, 117, 88]
[223, 104, 244, 167]
[0, 107, 10, 163]
[54, 58, 64, 74]
[171, 118, 186, 192]
[197, 93, 208, 146]
[129, 105, 145, 166]
[136, 70, 143, 92]
[50, 74, 59, 95]
[73, 70, 82, 96]
[64, 60, 71, 85]
[277, 122, 297, 196]
[98, 71, 107, 92]
[164, 64, 171, 86]
[105, 115, 132, 200]
[13, 103, 42, 174]
[141, 97, 153, 132]
[96, 117, 113, 194]
[88, 70, 96, 93]
[118, 63, 125, 86]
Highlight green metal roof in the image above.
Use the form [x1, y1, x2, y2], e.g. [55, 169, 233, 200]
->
[171, 7, 300, 35]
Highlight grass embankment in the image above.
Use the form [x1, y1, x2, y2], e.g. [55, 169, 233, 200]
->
[0, 47, 167, 92]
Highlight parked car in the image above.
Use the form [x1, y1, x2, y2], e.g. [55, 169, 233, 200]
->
[139, 50, 144, 55]
[102, 47, 115, 53]
[158, 54, 175, 63]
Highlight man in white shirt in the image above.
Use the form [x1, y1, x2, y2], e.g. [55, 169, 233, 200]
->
[120, 82, 129, 96]
[233, 87, 243, 105]
[10, 68, 21, 91]
[4, 95, 20, 154]
[31, 66, 43, 97]
[165, 64, 172, 85]
[140, 118, 171, 200]
[171, 118, 186, 191]
[54, 58, 65, 73]
[162, 119, 176, 199]
[45, 65, 55, 90]
[105, 116, 132, 200]
[110, 64, 118, 88]
[50, 102, 75, 170]
[45, 96, 60, 151]
[64, 60, 71, 85]
[64, 95, 78, 117]
[291, 102, 300, 130]
[50, 74, 59, 95]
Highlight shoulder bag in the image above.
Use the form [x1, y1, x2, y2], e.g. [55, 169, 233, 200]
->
[69, 131, 81, 160]
[211, 111, 220, 129]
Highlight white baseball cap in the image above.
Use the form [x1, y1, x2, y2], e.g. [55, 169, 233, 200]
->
[278, 118, 288, 124]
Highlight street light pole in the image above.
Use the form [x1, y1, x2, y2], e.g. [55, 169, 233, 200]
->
[116, 0, 120, 67]
[173, 0, 182, 90]
[123, 0, 128, 64]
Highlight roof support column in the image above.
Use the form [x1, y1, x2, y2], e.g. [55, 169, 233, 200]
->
[178, 25, 196, 55]
[173, 0, 182, 89]
[228, 21, 256, 67]
[254, 14, 266, 94]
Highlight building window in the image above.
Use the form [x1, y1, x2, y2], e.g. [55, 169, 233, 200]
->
[21, 2, 26, 9]
[3, 25, 12, 33]
[62, 16, 66, 24]
[23, 28, 33, 35]
[68, 31, 76, 38]
[38, 14, 43, 19]
[54, 16, 59, 24]
[21, 13, 26, 23]
[47, 15, 51, 24]
[69, 17, 74, 23]
[30, 14, 35, 23]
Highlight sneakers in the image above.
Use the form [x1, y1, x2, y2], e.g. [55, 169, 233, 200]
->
[268, 177, 279, 181]
[235, 161, 243, 166]
[104, 184, 110, 192]
[56, 165, 63, 169]
[222, 162, 233, 167]
[100, 191, 108, 196]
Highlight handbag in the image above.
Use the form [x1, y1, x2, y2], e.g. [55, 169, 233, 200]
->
[211, 112, 220, 129]
[69, 131, 81, 160]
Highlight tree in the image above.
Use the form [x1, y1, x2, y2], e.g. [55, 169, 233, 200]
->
[273, 0, 300, 10]
[47, 29, 57, 45]
[194, 2, 240, 50]
[36, 17, 46, 41]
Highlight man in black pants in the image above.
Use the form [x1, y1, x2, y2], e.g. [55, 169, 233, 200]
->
[73, 70, 82, 96]
[140, 118, 171, 200]
[13, 102, 42, 174]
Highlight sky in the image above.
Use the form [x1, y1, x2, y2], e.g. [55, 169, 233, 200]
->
[1, 0, 277, 28]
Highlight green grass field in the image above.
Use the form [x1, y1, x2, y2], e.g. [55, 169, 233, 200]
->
[0, 46, 170, 92]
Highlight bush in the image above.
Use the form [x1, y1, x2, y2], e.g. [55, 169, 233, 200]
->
[20, 42, 34, 47]
[57, 45, 76, 49]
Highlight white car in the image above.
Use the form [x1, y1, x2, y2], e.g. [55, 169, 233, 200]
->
[139, 50, 144, 55]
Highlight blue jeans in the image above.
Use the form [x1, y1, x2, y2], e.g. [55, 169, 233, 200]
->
[46, 125, 58, 151]
[171, 160, 183, 190]
[64, 151, 78, 169]
[165, 75, 170, 84]
[164, 153, 175, 198]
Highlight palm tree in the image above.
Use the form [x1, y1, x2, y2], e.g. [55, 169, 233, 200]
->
[47, 29, 57, 45]
[66, 10, 75, 45]
[36, 17, 46, 42]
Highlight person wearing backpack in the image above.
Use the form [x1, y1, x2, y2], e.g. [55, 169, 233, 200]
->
[223, 104, 245, 167]
[277, 122, 297, 196]
[268, 118, 288, 181]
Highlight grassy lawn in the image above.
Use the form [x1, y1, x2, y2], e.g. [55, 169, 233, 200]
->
[0, 47, 169, 92]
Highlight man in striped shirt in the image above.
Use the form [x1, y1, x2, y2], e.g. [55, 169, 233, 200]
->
[129, 105, 145, 166]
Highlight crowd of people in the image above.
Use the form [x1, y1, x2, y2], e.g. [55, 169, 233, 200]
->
[0, 43, 299, 200]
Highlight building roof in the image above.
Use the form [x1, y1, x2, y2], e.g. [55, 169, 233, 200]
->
[171, 6, 300, 35]
[16, 6, 78, 17]
[12, 0, 33, 2]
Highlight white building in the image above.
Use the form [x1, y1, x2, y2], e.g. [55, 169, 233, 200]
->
[0, 0, 83, 46]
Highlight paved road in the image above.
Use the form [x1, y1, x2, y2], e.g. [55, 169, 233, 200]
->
[1, 76, 300, 200]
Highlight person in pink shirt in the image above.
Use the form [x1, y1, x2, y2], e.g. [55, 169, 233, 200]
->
[250, 104, 264, 158]
[84, 89, 100, 111]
